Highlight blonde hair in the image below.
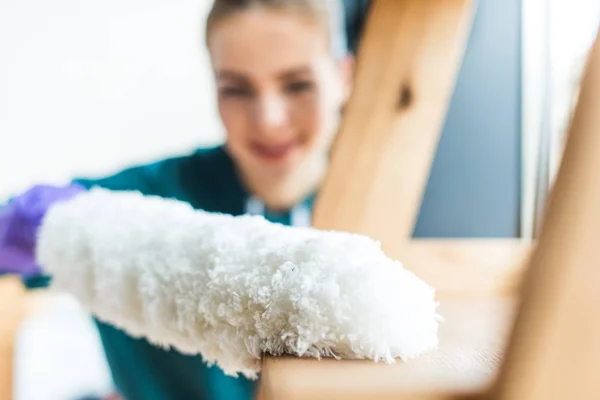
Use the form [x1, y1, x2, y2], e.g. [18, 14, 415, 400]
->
[205, 0, 348, 59]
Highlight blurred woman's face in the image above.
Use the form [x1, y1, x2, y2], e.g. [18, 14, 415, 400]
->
[208, 9, 352, 183]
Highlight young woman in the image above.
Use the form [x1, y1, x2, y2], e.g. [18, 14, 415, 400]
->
[0, 0, 354, 398]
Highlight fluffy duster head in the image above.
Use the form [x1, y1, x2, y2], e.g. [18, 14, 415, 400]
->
[37, 189, 440, 379]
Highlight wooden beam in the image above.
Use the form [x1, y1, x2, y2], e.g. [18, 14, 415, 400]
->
[312, 0, 476, 245]
[492, 28, 600, 400]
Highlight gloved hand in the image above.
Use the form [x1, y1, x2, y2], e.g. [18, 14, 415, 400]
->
[0, 183, 85, 277]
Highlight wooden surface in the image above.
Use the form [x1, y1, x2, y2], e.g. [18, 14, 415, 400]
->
[313, 0, 476, 244]
[393, 239, 531, 299]
[493, 28, 600, 400]
[0, 276, 27, 400]
[261, 298, 516, 400]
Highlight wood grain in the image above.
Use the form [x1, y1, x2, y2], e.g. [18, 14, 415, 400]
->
[312, 0, 476, 244]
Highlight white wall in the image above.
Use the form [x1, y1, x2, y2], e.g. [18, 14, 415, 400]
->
[548, 0, 600, 176]
[0, 0, 224, 200]
[520, 0, 600, 237]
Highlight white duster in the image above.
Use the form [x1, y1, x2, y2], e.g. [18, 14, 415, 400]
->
[37, 188, 440, 379]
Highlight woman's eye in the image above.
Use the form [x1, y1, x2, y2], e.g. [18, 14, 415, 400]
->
[220, 87, 252, 98]
[285, 81, 314, 95]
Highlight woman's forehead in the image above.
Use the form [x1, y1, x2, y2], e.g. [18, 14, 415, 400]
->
[208, 10, 331, 79]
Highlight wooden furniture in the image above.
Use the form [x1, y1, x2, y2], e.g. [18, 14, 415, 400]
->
[261, 0, 600, 398]
[313, 0, 476, 242]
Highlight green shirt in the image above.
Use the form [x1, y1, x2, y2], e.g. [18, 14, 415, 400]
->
[72, 146, 312, 400]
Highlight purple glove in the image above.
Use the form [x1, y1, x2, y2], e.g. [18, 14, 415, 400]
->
[0, 183, 85, 277]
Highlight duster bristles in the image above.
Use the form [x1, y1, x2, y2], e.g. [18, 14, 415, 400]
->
[37, 189, 440, 379]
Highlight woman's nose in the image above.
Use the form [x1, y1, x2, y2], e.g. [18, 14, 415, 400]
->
[254, 94, 288, 136]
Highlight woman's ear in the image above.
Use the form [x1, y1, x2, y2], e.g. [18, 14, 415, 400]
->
[338, 54, 355, 104]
